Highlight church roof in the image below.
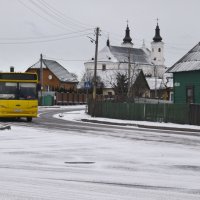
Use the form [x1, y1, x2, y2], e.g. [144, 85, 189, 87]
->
[86, 45, 152, 65]
[29, 59, 78, 83]
[167, 42, 200, 73]
[110, 46, 151, 64]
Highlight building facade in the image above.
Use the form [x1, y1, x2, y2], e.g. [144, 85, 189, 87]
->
[167, 42, 200, 104]
[84, 22, 167, 97]
[26, 59, 78, 92]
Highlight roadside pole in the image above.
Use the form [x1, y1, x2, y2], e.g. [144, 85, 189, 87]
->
[127, 48, 131, 101]
[92, 27, 100, 117]
[40, 54, 43, 106]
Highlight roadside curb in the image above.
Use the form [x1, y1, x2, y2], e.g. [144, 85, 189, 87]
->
[81, 119, 138, 127]
[0, 125, 11, 130]
[81, 119, 200, 133]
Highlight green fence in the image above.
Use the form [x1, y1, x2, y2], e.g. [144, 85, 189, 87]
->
[88, 101, 190, 125]
[39, 95, 54, 106]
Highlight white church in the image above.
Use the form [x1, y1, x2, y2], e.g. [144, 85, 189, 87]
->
[84, 22, 168, 97]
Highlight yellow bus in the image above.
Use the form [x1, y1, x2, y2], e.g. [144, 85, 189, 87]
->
[0, 72, 39, 122]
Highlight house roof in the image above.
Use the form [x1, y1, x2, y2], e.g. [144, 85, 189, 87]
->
[167, 42, 200, 73]
[146, 77, 164, 90]
[29, 59, 78, 83]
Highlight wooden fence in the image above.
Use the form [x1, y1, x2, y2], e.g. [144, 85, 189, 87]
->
[88, 101, 200, 126]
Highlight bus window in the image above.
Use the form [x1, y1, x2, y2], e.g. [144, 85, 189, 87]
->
[19, 83, 37, 100]
[0, 82, 17, 99]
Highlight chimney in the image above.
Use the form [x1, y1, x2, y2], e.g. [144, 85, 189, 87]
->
[10, 66, 14, 72]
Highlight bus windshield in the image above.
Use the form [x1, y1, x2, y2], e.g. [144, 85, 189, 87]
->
[0, 82, 37, 100]
[19, 83, 37, 100]
[0, 82, 17, 99]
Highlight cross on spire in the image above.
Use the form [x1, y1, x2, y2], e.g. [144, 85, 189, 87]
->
[126, 19, 129, 25]
[156, 18, 159, 25]
[153, 18, 162, 42]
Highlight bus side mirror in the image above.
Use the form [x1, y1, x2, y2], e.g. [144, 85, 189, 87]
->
[37, 83, 41, 91]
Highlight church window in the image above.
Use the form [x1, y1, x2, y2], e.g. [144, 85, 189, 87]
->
[154, 57, 156, 60]
[158, 48, 161, 52]
[102, 64, 106, 71]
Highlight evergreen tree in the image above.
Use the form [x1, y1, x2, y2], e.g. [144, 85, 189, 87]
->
[112, 72, 128, 96]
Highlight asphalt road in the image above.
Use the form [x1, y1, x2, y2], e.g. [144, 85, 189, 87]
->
[1, 107, 200, 200]
[12, 107, 200, 147]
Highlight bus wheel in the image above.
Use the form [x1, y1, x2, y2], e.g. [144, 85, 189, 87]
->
[27, 117, 32, 122]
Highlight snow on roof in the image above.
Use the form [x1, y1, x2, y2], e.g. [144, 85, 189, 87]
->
[110, 46, 151, 65]
[29, 59, 78, 83]
[167, 42, 200, 73]
[146, 77, 163, 90]
[86, 45, 152, 65]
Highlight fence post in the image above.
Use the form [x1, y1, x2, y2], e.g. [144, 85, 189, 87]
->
[163, 103, 166, 122]
[143, 103, 146, 120]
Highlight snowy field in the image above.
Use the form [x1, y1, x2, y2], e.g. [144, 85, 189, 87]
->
[1, 123, 200, 199]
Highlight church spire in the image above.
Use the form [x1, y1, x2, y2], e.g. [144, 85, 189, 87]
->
[153, 19, 162, 42]
[106, 37, 110, 47]
[121, 21, 133, 47]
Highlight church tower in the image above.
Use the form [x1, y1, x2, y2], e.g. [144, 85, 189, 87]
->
[151, 21, 165, 66]
[121, 23, 133, 48]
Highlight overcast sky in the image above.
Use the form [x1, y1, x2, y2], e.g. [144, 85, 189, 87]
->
[0, 0, 200, 79]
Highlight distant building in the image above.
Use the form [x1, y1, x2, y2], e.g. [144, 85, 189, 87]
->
[26, 59, 78, 92]
[167, 42, 200, 104]
[83, 22, 167, 97]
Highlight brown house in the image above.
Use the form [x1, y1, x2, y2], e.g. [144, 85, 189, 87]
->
[26, 59, 78, 92]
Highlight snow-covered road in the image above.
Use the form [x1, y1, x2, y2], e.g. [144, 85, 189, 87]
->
[1, 123, 200, 200]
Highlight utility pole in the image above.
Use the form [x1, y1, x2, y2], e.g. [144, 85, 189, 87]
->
[127, 48, 131, 100]
[92, 27, 100, 116]
[154, 64, 157, 98]
[40, 53, 43, 105]
[93, 27, 100, 101]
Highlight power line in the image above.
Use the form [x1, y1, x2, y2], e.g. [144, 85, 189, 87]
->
[29, 0, 79, 31]
[0, 33, 90, 45]
[28, 0, 94, 32]
[0, 28, 93, 41]
[37, 0, 93, 30]
[17, 0, 68, 30]
[43, 56, 87, 62]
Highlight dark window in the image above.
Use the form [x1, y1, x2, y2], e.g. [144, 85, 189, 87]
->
[0, 82, 37, 100]
[0, 73, 37, 81]
[102, 64, 106, 71]
[186, 86, 194, 103]
[19, 83, 37, 100]
[0, 82, 17, 99]
[158, 48, 161, 52]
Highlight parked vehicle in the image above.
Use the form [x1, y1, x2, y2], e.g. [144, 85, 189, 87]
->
[0, 72, 39, 122]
